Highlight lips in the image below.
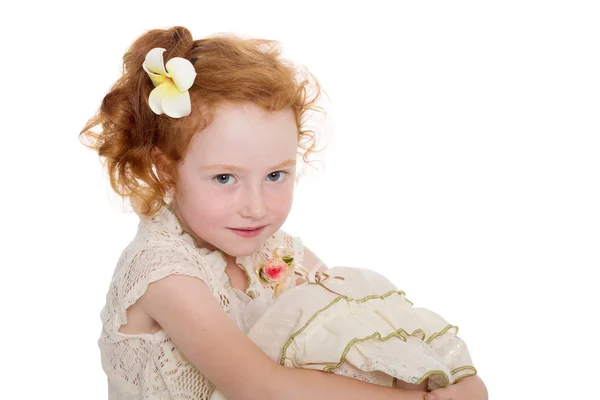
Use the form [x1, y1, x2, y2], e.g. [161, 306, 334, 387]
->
[228, 226, 266, 238]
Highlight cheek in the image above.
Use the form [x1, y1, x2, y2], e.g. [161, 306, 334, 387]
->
[182, 195, 234, 235]
[267, 183, 294, 215]
[177, 180, 231, 223]
[192, 199, 229, 222]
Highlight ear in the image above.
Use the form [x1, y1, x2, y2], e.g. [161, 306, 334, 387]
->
[151, 147, 176, 196]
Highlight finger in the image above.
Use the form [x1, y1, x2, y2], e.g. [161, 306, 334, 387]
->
[424, 388, 455, 400]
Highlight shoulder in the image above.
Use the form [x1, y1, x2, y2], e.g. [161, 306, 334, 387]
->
[123, 234, 211, 278]
[108, 233, 217, 320]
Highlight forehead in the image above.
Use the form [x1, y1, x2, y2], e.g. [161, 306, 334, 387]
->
[186, 102, 298, 165]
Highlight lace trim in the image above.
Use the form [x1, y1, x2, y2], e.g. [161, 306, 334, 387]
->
[452, 365, 478, 377]
[237, 261, 253, 296]
[425, 324, 458, 344]
[418, 366, 478, 388]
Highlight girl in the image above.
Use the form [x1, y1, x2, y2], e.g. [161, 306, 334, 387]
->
[80, 26, 487, 400]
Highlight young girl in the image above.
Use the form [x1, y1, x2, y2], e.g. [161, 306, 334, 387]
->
[81, 26, 487, 400]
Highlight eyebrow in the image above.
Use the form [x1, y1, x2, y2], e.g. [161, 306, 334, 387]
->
[201, 159, 297, 172]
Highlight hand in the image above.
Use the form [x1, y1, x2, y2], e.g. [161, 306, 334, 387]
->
[423, 385, 458, 400]
[424, 375, 488, 400]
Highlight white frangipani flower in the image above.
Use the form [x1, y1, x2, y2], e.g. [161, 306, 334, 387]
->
[142, 47, 197, 118]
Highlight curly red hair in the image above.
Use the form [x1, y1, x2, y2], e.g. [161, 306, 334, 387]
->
[80, 26, 323, 216]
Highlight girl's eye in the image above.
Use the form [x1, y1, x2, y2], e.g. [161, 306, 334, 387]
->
[215, 174, 235, 185]
[266, 171, 287, 182]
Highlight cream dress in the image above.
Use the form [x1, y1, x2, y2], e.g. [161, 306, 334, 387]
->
[98, 203, 303, 399]
[210, 266, 477, 399]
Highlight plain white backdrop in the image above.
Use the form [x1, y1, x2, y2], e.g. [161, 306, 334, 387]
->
[1, 1, 598, 399]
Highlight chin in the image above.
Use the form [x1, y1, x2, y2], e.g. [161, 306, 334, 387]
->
[217, 238, 260, 257]
[224, 245, 262, 258]
[221, 231, 275, 258]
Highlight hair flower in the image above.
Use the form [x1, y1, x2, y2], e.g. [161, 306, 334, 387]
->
[142, 47, 197, 118]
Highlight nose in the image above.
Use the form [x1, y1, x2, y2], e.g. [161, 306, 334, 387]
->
[239, 182, 267, 220]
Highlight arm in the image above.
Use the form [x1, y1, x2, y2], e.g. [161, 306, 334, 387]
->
[452, 375, 488, 400]
[139, 274, 427, 400]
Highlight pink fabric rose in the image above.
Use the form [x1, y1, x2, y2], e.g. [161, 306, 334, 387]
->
[260, 259, 289, 283]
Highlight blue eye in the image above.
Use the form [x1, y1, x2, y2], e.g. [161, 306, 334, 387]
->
[266, 171, 287, 182]
[215, 174, 235, 185]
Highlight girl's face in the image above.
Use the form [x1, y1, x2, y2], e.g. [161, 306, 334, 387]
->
[171, 102, 298, 258]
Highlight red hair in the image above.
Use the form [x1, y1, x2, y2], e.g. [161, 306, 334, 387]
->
[80, 26, 323, 216]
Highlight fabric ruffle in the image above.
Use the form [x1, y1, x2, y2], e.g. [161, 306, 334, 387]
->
[246, 267, 477, 391]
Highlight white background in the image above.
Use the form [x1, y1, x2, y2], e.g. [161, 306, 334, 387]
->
[1, 1, 598, 399]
